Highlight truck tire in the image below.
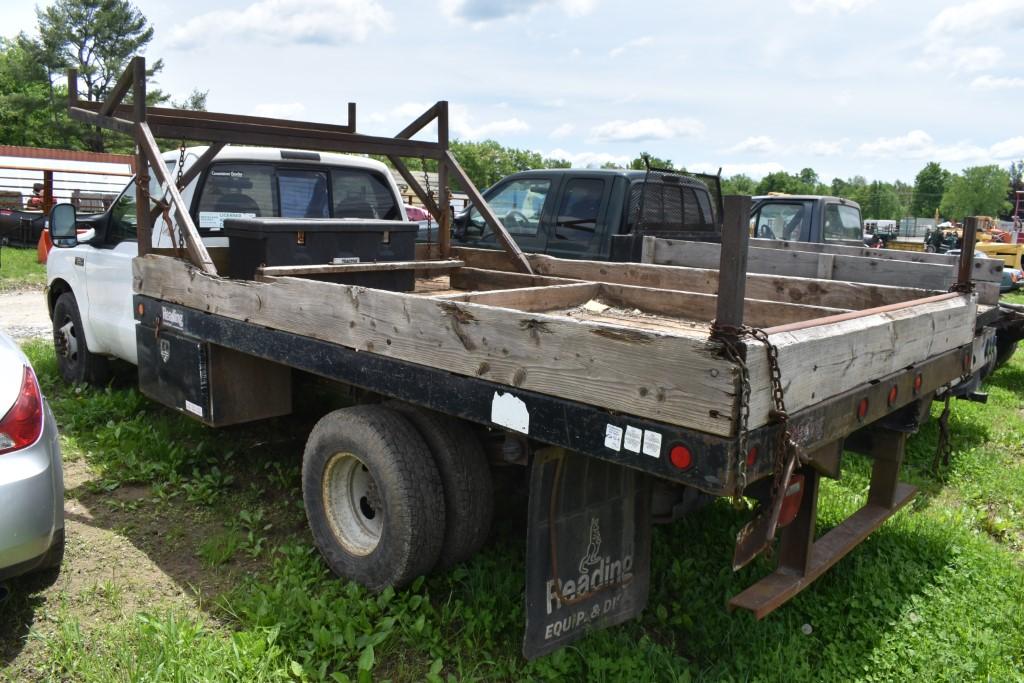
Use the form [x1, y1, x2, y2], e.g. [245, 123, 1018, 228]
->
[52, 292, 109, 386]
[386, 402, 493, 570]
[302, 405, 445, 591]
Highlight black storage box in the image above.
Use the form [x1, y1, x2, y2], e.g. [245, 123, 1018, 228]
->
[224, 218, 417, 291]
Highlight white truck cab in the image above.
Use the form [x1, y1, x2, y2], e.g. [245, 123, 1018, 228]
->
[46, 146, 406, 383]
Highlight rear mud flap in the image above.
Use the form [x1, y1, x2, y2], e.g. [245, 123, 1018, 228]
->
[523, 449, 652, 659]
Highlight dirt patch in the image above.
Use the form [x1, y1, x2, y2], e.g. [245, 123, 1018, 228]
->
[0, 290, 50, 341]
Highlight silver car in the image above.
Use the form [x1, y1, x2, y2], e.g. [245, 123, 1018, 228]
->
[0, 330, 64, 584]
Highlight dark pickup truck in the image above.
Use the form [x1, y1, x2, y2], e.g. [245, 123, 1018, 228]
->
[451, 167, 721, 260]
[750, 194, 864, 244]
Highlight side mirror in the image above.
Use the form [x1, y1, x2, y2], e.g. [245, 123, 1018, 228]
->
[49, 203, 78, 246]
[453, 211, 469, 238]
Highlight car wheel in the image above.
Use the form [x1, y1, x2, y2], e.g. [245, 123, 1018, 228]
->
[302, 405, 445, 591]
[52, 292, 109, 386]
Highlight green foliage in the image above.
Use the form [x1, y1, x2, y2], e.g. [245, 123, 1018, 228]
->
[721, 173, 757, 195]
[860, 180, 903, 220]
[0, 0, 201, 152]
[911, 162, 948, 218]
[940, 165, 1012, 220]
[0, 246, 46, 291]
[628, 153, 676, 170]
[446, 139, 570, 189]
[754, 170, 828, 196]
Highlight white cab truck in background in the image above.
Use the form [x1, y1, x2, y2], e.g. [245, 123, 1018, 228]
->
[45, 147, 407, 383]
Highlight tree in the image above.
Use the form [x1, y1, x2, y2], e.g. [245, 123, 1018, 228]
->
[628, 153, 675, 171]
[860, 181, 901, 220]
[939, 165, 1012, 220]
[721, 174, 757, 195]
[910, 162, 947, 218]
[36, 0, 167, 151]
[0, 36, 53, 147]
[1008, 160, 1023, 217]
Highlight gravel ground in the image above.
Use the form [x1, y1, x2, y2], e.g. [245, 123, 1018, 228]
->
[0, 289, 50, 341]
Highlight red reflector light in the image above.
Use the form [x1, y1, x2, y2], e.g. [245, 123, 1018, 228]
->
[669, 445, 692, 470]
[913, 374, 923, 394]
[0, 367, 44, 455]
[777, 473, 805, 527]
[746, 446, 758, 467]
[962, 353, 971, 372]
[857, 397, 869, 420]
[887, 385, 898, 405]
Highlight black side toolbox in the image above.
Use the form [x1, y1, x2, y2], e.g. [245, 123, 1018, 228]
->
[224, 217, 417, 290]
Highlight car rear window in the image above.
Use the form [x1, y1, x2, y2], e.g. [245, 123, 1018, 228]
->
[196, 162, 399, 231]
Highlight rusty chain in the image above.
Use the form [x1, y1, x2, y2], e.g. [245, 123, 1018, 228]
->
[711, 324, 796, 505]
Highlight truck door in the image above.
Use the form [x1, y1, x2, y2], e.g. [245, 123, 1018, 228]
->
[751, 201, 812, 242]
[543, 176, 610, 260]
[83, 182, 142, 364]
[459, 176, 554, 254]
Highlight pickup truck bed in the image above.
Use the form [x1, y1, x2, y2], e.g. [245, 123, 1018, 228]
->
[134, 245, 976, 449]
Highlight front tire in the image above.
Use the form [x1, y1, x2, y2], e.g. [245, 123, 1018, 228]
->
[52, 292, 109, 386]
[302, 405, 445, 591]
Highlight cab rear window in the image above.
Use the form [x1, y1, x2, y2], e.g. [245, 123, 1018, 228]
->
[196, 163, 399, 231]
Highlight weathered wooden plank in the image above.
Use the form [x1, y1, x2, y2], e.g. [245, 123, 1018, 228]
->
[449, 267, 576, 292]
[599, 283, 849, 327]
[750, 236, 1002, 281]
[434, 283, 600, 312]
[257, 260, 463, 277]
[436, 280, 848, 326]
[744, 294, 976, 428]
[647, 238, 1000, 304]
[488, 252, 934, 311]
[133, 255, 739, 435]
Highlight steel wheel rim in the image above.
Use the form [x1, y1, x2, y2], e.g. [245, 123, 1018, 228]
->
[322, 452, 383, 556]
[56, 317, 79, 364]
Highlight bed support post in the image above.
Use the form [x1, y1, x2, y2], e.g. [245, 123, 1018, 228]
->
[713, 195, 752, 335]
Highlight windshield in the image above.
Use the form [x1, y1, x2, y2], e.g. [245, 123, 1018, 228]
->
[196, 162, 399, 231]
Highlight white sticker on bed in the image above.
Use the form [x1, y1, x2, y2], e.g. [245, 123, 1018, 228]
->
[198, 211, 256, 229]
[491, 391, 529, 434]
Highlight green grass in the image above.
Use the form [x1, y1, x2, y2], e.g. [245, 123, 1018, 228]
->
[0, 246, 45, 291]
[13, 341, 1024, 682]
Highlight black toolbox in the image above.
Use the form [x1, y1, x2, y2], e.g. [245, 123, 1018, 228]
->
[224, 217, 417, 291]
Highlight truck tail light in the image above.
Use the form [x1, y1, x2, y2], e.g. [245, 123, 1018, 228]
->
[669, 444, 692, 470]
[0, 367, 44, 455]
[777, 473, 805, 527]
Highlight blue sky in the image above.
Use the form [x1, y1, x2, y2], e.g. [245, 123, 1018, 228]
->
[4, 0, 1022, 182]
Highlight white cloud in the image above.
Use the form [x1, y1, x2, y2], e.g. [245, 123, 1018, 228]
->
[926, 0, 1024, 39]
[588, 118, 704, 143]
[724, 135, 779, 155]
[971, 74, 1024, 90]
[790, 0, 875, 14]
[547, 148, 630, 168]
[990, 136, 1024, 160]
[441, 0, 596, 24]
[855, 129, 1024, 166]
[609, 36, 654, 58]
[809, 139, 847, 156]
[252, 102, 306, 119]
[690, 161, 785, 179]
[549, 123, 575, 139]
[167, 0, 392, 48]
[952, 46, 1004, 73]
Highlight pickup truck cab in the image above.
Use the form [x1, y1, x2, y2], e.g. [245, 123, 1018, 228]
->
[452, 168, 720, 261]
[46, 146, 406, 383]
[750, 194, 864, 245]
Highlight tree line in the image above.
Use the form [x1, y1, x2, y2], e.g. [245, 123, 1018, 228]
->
[1, 2, 1019, 222]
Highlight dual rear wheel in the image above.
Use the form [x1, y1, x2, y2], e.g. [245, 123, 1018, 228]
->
[302, 403, 493, 590]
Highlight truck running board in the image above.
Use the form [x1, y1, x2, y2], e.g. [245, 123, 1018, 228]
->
[730, 429, 917, 619]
